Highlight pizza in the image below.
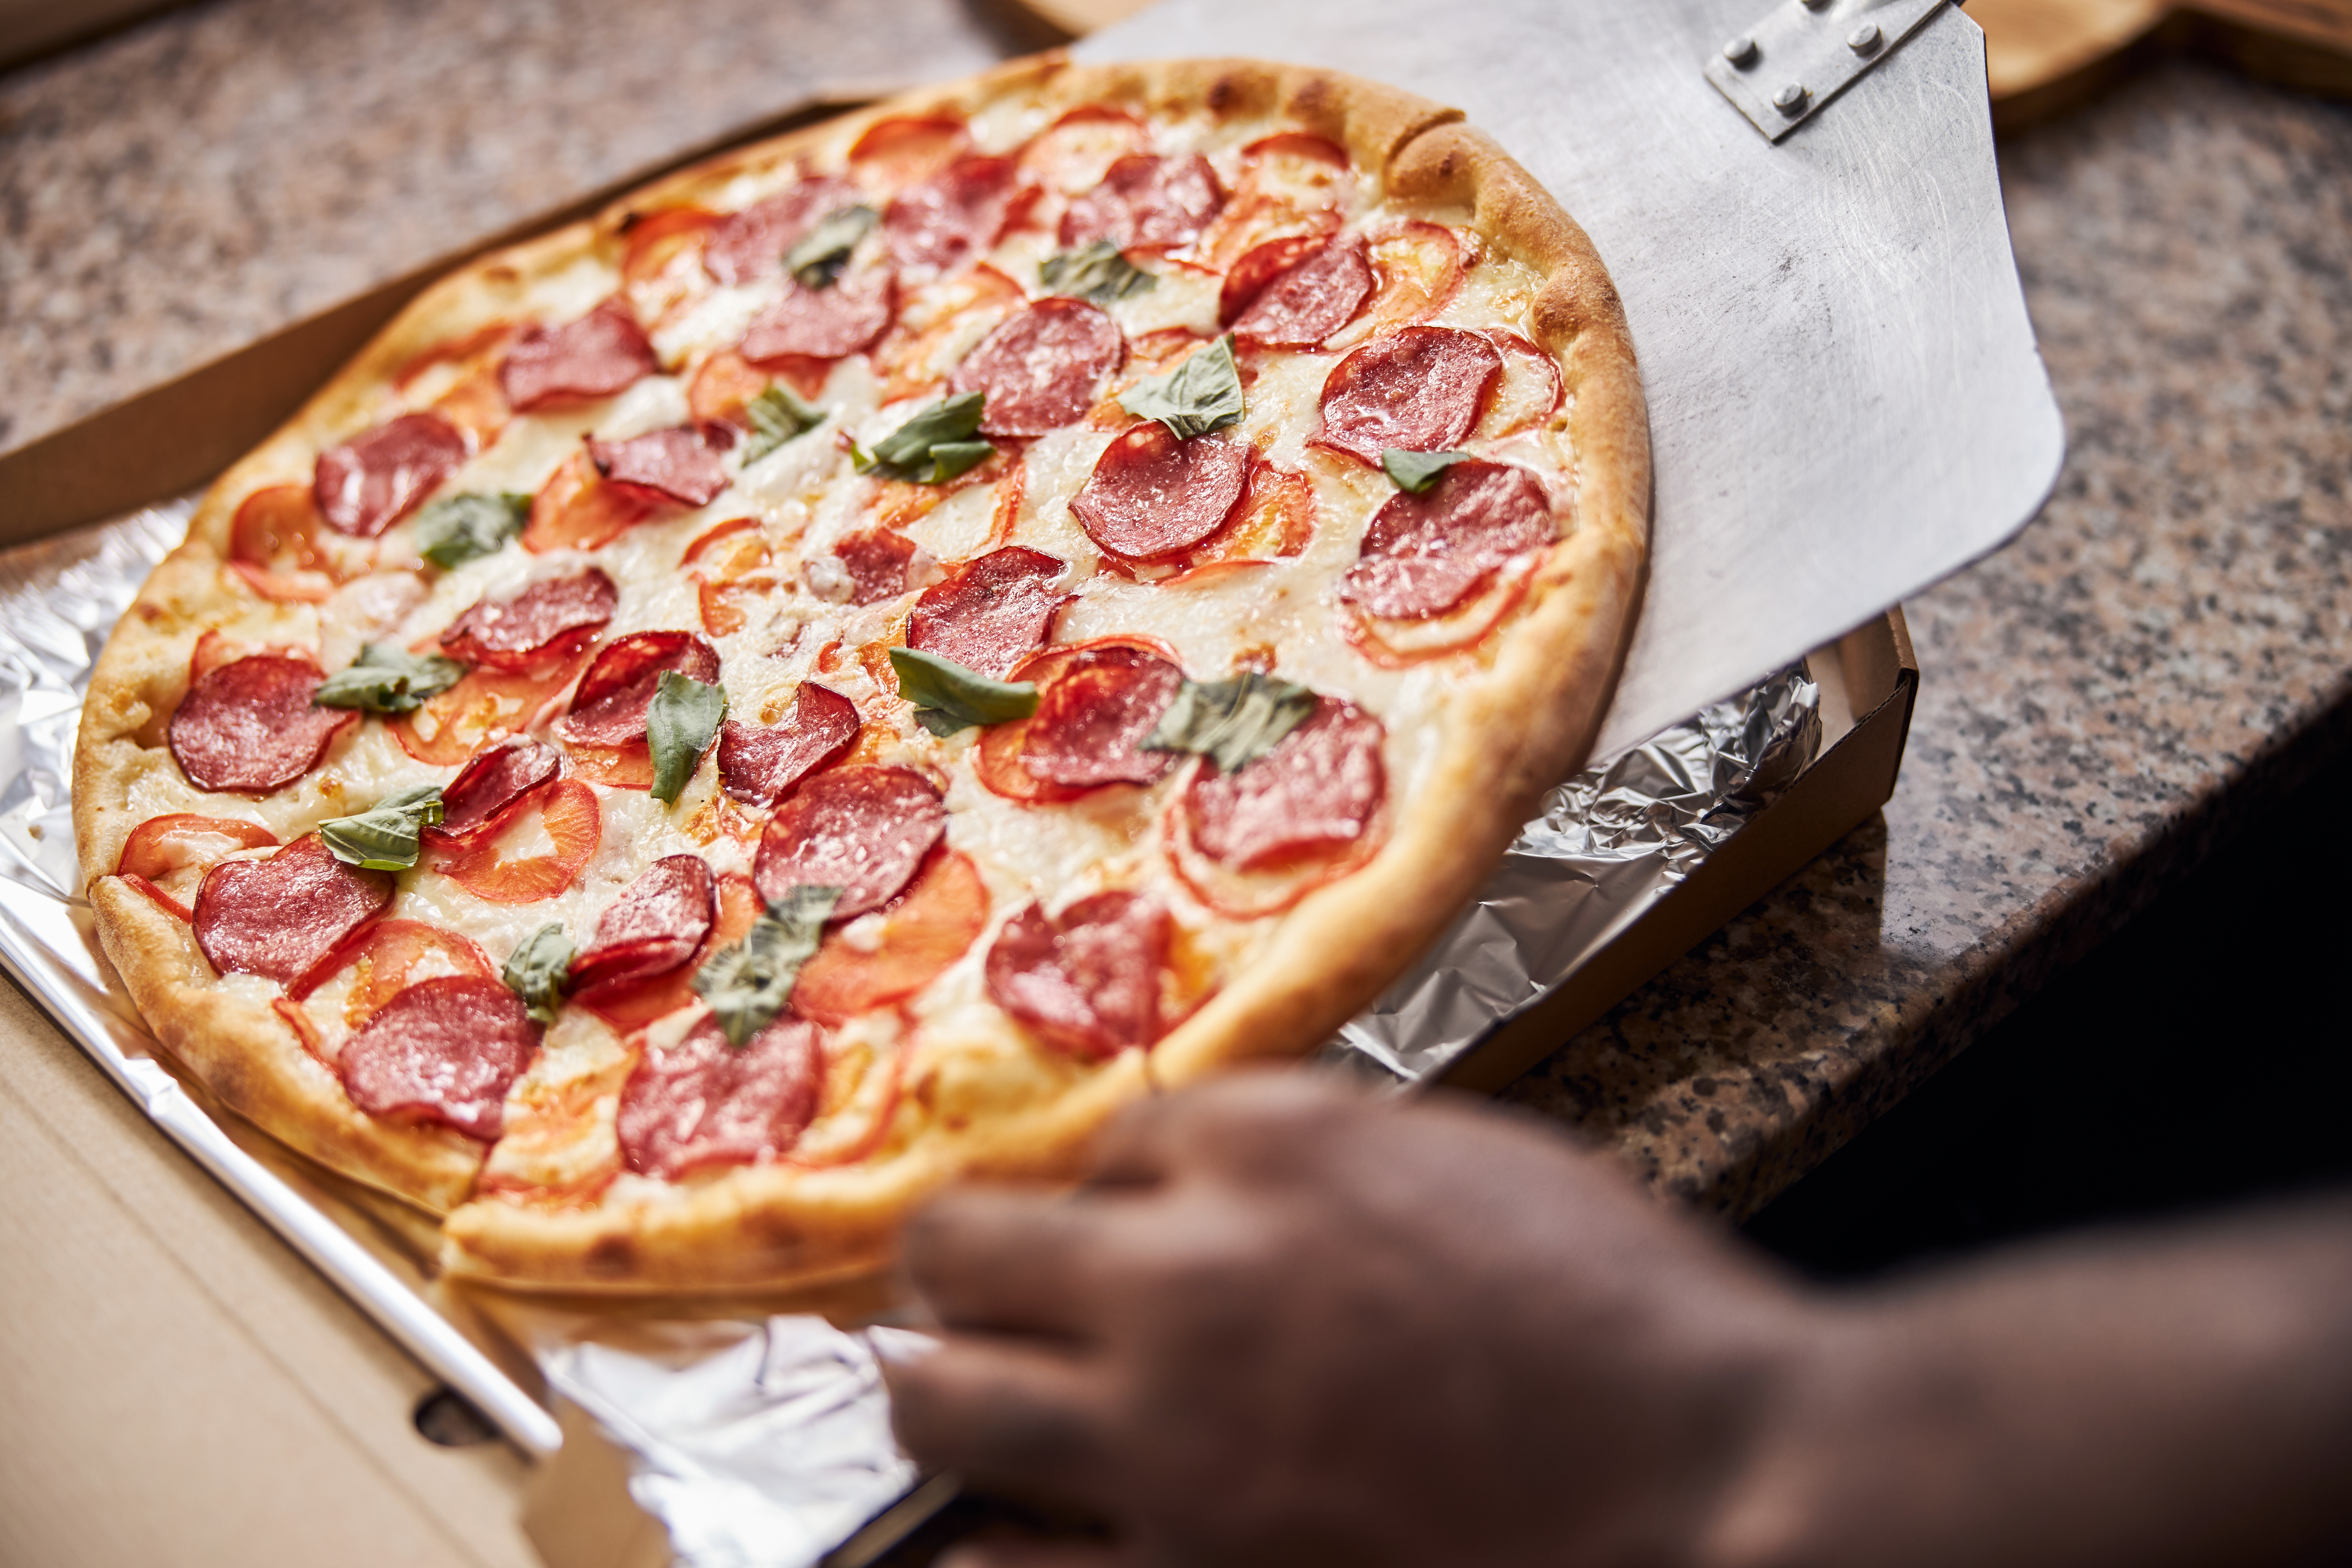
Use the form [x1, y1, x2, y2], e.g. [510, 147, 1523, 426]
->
[71, 55, 1647, 1291]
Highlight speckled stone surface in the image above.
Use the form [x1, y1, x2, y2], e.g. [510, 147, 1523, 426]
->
[3, 6, 2347, 1220]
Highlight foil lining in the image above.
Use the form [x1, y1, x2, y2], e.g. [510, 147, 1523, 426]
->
[0, 500, 1819, 1566]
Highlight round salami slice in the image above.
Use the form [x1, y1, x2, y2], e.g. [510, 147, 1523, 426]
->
[1060, 153, 1225, 251]
[718, 682, 860, 805]
[884, 155, 1018, 277]
[568, 854, 717, 999]
[754, 765, 945, 919]
[439, 568, 617, 669]
[1340, 460, 1555, 620]
[425, 736, 561, 848]
[903, 546, 1069, 679]
[499, 298, 658, 411]
[984, 892, 1172, 1060]
[193, 835, 393, 984]
[1070, 424, 1250, 559]
[586, 424, 734, 508]
[1313, 326, 1505, 465]
[338, 977, 539, 1141]
[618, 1012, 822, 1179]
[702, 176, 859, 286]
[1021, 645, 1184, 789]
[1226, 233, 1374, 349]
[1183, 698, 1386, 871]
[169, 654, 358, 794]
[556, 631, 722, 747]
[948, 299, 1124, 438]
[740, 267, 896, 363]
[832, 528, 918, 605]
[313, 413, 469, 538]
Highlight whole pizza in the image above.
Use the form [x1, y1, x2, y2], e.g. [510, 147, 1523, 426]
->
[72, 55, 1647, 1291]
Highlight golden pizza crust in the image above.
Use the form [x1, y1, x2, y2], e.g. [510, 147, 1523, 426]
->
[75, 52, 1648, 1292]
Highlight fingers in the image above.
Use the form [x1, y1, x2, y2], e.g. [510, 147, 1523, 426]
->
[1091, 1067, 1370, 1187]
[887, 1332, 1115, 1501]
[906, 1187, 1122, 1338]
[938, 1543, 1138, 1568]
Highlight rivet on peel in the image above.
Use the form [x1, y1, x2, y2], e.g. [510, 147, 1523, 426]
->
[1723, 36, 1758, 66]
[1848, 22, 1883, 52]
[1773, 83, 1809, 114]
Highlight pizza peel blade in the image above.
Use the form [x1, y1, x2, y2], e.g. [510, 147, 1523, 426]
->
[1076, 0, 2065, 756]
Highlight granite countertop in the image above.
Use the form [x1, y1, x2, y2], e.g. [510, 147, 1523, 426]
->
[2, 1, 2347, 1220]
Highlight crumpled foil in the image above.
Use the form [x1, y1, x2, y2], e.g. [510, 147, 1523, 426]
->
[0, 500, 1819, 1566]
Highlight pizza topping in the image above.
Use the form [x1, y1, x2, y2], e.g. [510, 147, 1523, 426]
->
[740, 382, 828, 462]
[389, 645, 591, 766]
[286, 918, 496, 1013]
[1060, 153, 1225, 251]
[1183, 697, 1386, 871]
[904, 545, 1069, 679]
[1380, 448, 1472, 494]
[790, 850, 987, 1026]
[883, 155, 1018, 278]
[1341, 460, 1553, 620]
[338, 977, 539, 1140]
[1118, 335, 1244, 441]
[428, 778, 601, 904]
[618, 1012, 824, 1179]
[1021, 645, 1184, 788]
[586, 424, 734, 509]
[440, 568, 618, 669]
[314, 643, 468, 714]
[822, 528, 918, 605]
[313, 413, 470, 538]
[414, 491, 531, 569]
[1142, 670, 1316, 774]
[116, 814, 278, 882]
[949, 298, 1124, 438]
[502, 923, 574, 1025]
[557, 631, 722, 747]
[692, 884, 837, 1045]
[428, 736, 561, 848]
[1072, 423, 1250, 559]
[741, 266, 896, 363]
[754, 764, 946, 918]
[645, 672, 728, 803]
[169, 654, 357, 794]
[499, 298, 658, 411]
[784, 204, 880, 288]
[568, 854, 717, 999]
[1314, 326, 1504, 464]
[1039, 241, 1154, 306]
[890, 647, 1041, 737]
[318, 784, 445, 871]
[193, 835, 393, 984]
[702, 177, 860, 285]
[717, 683, 860, 805]
[853, 391, 995, 485]
[984, 891, 1171, 1061]
[523, 449, 659, 554]
[1225, 233, 1374, 349]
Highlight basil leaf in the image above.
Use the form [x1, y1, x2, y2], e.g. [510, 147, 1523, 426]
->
[852, 392, 996, 484]
[318, 784, 445, 871]
[1141, 672, 1316, 773]
[502, 923, 573, 1027]
[743, 382, 827, 463]
[314, 643, 468, 714]
[785, 205, 877, 288]
[1118, 334, 1244, 441]
[413, 491, 530, 568]
[692, 885, 842, 1046]
[1040, 240, 1155, 304]
[1380, 448, 1472, 495]
[889, 647, 1039, 737]
[647, 671, 728, 805]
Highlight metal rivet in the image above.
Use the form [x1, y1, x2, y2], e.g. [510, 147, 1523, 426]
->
[1799, 0, 1832, 10]
[1773, 83, 1810, 113]
[1847, 21, 1883, 52]
[1722, 35, 1758, 66]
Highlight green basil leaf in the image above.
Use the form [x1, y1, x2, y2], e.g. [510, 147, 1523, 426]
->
[852, 392, 995, 484]
[647, 671, 728, 805]
[1141, 672, 1316, 774]
[888, 647, 1039, 737]
[785, 205, 877, 288]
[742, 382, 827, 463]
[413, 491, 530, 568]
[318, 784, 445, 871]
[314, 644, 468, 715]
[1118, 334, 1244, 441]
[1040, 240, 1155, 304]
[1380, 448, 1472, 495]
[502, 923, 574, 1027]
[692, 885, 842, 1046]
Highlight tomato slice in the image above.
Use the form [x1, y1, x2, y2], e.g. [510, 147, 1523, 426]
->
[791, 850, 989, 1026]
[389, 647, 589, 766]
[121, 874, 194, 922]
[116, 813, 279, 882]
[578, 872, 761, 1029]
[427, 779, 601, 904]
[286, 917, 495, 1008]
[524, 449, 657, 554]
[849, 115, 969, 184]
[564, 741, 656, 791]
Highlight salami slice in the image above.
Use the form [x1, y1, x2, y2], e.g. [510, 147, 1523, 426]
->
[702, 176, 859, 285]
[617, 1012, 822, 1179]
[948, 298, 1124, 438]
[169, 654, 358, 794]
[754, 765, 945, 918]
[499, 298, 658, 411]
[884, 155, 1018, 277]
[338, 977, 539, 1140]
[425, 736, 561, 848]
[740, 267, 896, 363]
[984, 892, 1171, 1060]
[1340, 460, 1554, 620]
[193, 835, 392, 984]
[1060, 153, 1224, 250]
[1020, 645, 1183, 788]
[903, 546, 1069, 679]
[568, 854, 717, 998]
[586, 424, 734, 508]
[1183, 698, 1386, 871]
[1071, 425, 1250, 559]
[1313, 326, 1504, 465]
[1225, 233, 1374, 349]
[556, 631, 722, 747]
[718, 682, 860, 805]
[313, 413, 469, 538]
[439, 568, 617, 669]
[831, 528, 918, 605]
